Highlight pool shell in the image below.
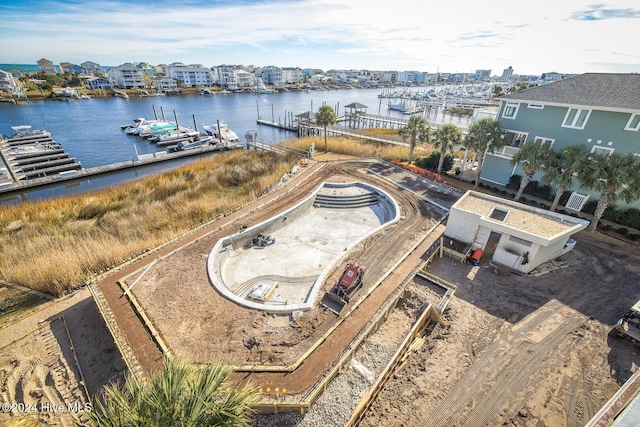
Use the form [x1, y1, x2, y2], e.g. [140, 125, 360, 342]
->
[207, 181, 400, 313]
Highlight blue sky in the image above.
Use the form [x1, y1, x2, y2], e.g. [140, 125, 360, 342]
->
[1, 0, 638, 75]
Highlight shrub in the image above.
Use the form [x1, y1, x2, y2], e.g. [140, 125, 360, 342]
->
[415, 152, 454, 172]
[598, 223, 613, 231]
[617, 227, 629, 236]
[621, 208, 640, 230]
[583, 200, 598, 215]
[507, 174, 521, 190]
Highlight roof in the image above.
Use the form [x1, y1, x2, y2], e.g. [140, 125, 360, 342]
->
[452, 191, 589, 242]
[344, 102, 368, 109]
[498, 73, 640, 111]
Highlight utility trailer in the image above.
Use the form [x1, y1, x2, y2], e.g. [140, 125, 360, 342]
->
[321, 263, 366, 314]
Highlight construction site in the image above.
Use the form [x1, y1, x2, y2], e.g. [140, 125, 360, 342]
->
[3, 158, 640, 426]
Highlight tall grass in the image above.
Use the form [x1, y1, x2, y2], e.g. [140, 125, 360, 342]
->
[285, 136, 432, 161]
[0, 150, 297, 296]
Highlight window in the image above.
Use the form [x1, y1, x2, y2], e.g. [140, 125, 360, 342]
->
[565, 192, 590, 211]
[508, 235, 533, 247]
[502, 102, 520, 119]
[527, 103, 544, 109]
[591, 145, 614, 156]
[489, 208, 509, 221]
[534, 136, 554, 147]
[562, 108, 591, 129]
[493, 131, 528, 157]
[626, 114, 640, 131]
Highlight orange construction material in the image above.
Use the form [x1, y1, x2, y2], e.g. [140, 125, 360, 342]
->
[470, 248, 483, 265]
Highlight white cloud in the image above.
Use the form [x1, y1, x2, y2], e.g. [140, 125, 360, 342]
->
[0, 0, 638, 74]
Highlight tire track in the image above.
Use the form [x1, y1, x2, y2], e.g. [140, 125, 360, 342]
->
[421, 300, 586, 427]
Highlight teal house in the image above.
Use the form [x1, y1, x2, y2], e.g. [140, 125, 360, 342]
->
[481, 73, 640, 210]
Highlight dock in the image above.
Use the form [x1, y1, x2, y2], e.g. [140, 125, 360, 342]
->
[0, 143, 238, 196]
[0, 126, 82, 183]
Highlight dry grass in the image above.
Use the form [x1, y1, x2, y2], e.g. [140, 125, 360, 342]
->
[0, 150, 297, 296]
[285, 136, 432, 161]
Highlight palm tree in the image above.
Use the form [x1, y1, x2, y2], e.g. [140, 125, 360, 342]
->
[578, 152, 640, 232]
[87, 358, 260, 427]
[510, 140, 554, 201]
[463, 118, 507, 188]
[432, 124, 463, 175]
[398, 115, 430, 164]
[541, 144, 589, 211]
[315, 104, 337, 153]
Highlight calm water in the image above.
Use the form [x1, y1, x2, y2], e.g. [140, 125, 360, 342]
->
[0, 87, 478, 204]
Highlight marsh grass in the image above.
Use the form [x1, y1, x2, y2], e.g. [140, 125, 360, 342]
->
[0, 150, 297, 296]
[285, 136, 432, 161]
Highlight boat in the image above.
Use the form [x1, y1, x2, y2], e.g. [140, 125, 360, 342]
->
[255, 78, 274, 94]
[200, 89, 212, 96]
[173, 135, 216, 151]
[6, 126, 51, 142]
[202, 122, 240, 144]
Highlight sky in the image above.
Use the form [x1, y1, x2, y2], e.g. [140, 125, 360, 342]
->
[0, 0, 638, 76]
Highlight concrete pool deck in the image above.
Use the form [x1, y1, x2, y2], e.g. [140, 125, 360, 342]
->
[207, 181, 400, 313]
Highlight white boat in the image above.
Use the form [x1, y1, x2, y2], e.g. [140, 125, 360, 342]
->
[8, 126, 51, 141]
[202, 122, 239, 144]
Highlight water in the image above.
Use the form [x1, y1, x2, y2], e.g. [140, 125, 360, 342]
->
[0, 87, 482, 204]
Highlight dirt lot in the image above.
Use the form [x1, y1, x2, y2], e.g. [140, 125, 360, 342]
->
[361, 230, 640, 427]
[2, 158, 640, 426]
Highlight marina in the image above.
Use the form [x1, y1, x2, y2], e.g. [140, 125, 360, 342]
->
[0, 86, 496, 204]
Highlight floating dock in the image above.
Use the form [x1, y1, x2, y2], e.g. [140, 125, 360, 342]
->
[0, 126, 82, 182]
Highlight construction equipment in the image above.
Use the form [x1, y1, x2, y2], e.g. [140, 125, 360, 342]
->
[321, 262, 366, 314]
[615, 299, 640, 343]
[249, 233, 276, 247]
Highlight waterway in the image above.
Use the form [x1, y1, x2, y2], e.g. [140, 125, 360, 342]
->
[0, 87, 487, 204]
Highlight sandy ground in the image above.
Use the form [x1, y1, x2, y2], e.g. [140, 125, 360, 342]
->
[360, 230, 640, 427]
[1, 159, 640, 426]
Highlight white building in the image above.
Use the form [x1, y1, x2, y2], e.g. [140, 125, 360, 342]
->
[444, 191, 588, 273]
[168, 63, 213, 88]
[153, 76, 178, 92]
[86, 77, 113, 90]
[106, 63, 146, 89]
[282, 67, 304, 84]
[0, 70, 22, 94]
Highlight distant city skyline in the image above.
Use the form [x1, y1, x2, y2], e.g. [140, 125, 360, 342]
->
[1, 0, 638, 76]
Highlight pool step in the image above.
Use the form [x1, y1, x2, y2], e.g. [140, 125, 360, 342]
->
[313, 192, 379, 209]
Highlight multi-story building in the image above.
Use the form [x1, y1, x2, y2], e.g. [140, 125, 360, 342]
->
[502, 66, 514, 78]
[169, 63, 213, 87]
[153, 76, 178, 92]
[86, 77, 113, 90]
[0, 69, 22, 94]
[106, 63, 146, 89]
[282, 67, 304, 84]
[261, 66, 284, 87]
[81, 61, 102, 75]
[59, 62, 83, 74]
[481, 73, 640, 210]
[37, 58, 56, 74]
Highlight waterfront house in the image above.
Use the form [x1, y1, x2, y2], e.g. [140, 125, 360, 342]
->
[261, 66, 284, 87]
[106, 63, 146, 89]
[153, 76, 178, 93]
[85, 77, 113, 91]
[60, 62, 83, 74]
[480, 73, 640, 210]
[0, 70, 22, 94]
[81, 61, 101, 75]
[168, 63, 213, 88]
[37, 58, 56, 74]
[444, 190, 588, 274]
